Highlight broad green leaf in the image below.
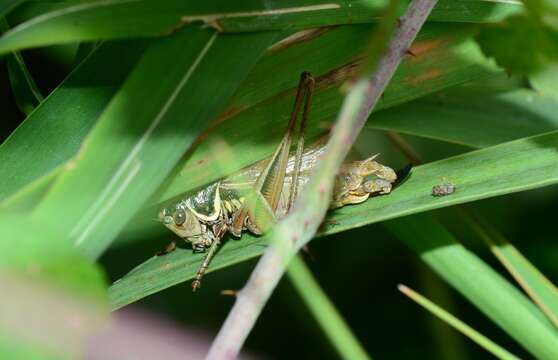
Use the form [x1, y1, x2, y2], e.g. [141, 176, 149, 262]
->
[0, 167, 59, 211]
[0, 23, 501, 211]
[398, 285, 520, 360]
[159, 23, 501, 202]
[0, 0, 523, 53]
[476, 14, 558, 74]
[369, 86, 558, 148]
[30, 27, 278, 259]
[365, 81, 558, 329]
[388, 215, 558, 359]
[109, 130, 558, 308]
[0, 40, 148, 202]
[362, 76, 558, 328]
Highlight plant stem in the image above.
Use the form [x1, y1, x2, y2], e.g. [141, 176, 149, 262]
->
[287, 254, 370, 360]
[206, 0, 438, 357]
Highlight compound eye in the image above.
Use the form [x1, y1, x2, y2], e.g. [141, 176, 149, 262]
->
[173, 208, 186, 225]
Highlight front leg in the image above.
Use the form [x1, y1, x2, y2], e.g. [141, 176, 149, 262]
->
[192, 237, 221, 291]
[190, 218, 230, 291]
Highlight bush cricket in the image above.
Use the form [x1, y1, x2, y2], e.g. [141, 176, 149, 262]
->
[159, 72, 402, 290]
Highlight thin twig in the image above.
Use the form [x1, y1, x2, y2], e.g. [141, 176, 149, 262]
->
[207, 0, 438, 358]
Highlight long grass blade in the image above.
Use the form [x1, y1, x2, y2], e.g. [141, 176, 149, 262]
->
[0, 16, 43, 115]
[386, 214, 558, 359]
[5, 50, 43, 114]
[0, 41, 148, 203]
[460, 208, 558, 328]
[369, 86, 558, 148]
[398, 284, 521, 360]
[0, 0, 523, 53]
[29, 28, 278, 259]
[109, 130, 558, 309]
[160, 23, 501, 202]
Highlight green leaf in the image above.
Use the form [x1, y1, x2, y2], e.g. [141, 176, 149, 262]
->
[108, 130, 558, 309]
[461, 209, 558, 328]
[1, 16, 43, 115]
[398, 285, 521, 360]
[530, 63, 558, 99]
[476, 14, 558, 75]
[0, 0, 524, 53]
[0, 40, 148, 203]
[521, 0, 558, 31]
[0, 23, 500, 211]
[369, 86, 558, 148]
[0, 0, 23, 17]
[387, 214, 558, 360]
[29, 27, 278, 259]
[159, 23, 501, 203]
[0, 214, 106, 300]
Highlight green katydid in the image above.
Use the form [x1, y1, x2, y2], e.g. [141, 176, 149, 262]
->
[159, 72, 401, 290]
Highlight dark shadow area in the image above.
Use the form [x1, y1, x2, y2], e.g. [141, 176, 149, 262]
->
[0, 61, 23, 143]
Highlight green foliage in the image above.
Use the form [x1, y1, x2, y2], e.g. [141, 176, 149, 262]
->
[0, 0, 557, 358]
[476, 15, 558, 74]
[530, 63, 558, 99]
[5, 50, 43, 115]
[0, 17, 42, 115]
[30, 28, 277, 259]
[0, 0, 522, 53]
[108, 129, 558, 309]
[159, 23, 501, 202]
[461, 209, 558, 327]
[522, 0, 558, 32]
[0, 41, 148, 202]
[0, 0, 22, 18]
[386, 214, 558, 359]
[476, 0, 558, 76]
[288, 255, 371, 359]
[370, 85, 558, 147]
